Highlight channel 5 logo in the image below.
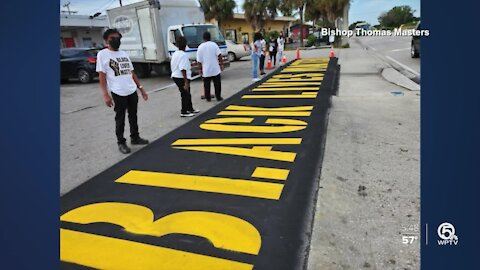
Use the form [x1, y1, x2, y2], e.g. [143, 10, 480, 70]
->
[437, 222, 459, 246]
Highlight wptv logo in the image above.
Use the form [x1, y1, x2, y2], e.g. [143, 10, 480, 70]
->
[437, 222, 459, 246]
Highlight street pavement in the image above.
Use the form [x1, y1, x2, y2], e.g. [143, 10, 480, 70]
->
[306, 40, 420, 269]
[353, 35, 420, 87]
[355, 35, 420, 75]
[61, 38, 419, 269]
[61, 58, 337, 269]
[61, 56, 274, 195]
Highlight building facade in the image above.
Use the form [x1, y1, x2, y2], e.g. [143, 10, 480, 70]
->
[60, 14, 109, 48]
[211, 13, 295, 44]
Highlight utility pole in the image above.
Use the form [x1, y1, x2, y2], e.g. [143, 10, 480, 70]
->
[63, 1, 71, 15]
[119, 0, 123, 6]
[61, 1, 77, 15]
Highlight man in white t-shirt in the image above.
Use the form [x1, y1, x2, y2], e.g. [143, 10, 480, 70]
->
[196, 31, 224, 102]
[96, 28, 149, 154]
[170, 36, 200, 117]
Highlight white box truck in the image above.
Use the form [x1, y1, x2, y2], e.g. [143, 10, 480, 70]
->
[106, 0, 229, 77]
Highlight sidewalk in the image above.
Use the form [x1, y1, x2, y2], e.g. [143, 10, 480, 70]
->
[305, 43, 420, 269]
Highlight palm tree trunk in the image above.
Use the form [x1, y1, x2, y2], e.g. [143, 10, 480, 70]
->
[342, 2, 350, 46]
[299, 5, 304, 47]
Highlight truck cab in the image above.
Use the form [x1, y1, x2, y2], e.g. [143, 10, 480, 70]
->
[167, 24, 230, 73]
[106, 0, 229, 77]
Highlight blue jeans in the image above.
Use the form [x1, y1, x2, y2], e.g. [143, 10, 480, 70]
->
[252, 53, 259, 78]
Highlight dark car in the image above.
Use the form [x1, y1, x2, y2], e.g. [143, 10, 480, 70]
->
[411, 22, 421, 58]
[61, 48, 100, 83]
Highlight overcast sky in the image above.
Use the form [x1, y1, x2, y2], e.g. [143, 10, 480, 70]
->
[61, 0, 420, 26]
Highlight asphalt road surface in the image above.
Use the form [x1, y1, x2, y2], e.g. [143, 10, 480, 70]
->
[61, 58, 338, 270]
[354, 35, 420, 80]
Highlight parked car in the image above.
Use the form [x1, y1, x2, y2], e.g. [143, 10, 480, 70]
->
[225, 40, 251, 62]
[61, 48, 100, 83]
[411, 22, 421, 58]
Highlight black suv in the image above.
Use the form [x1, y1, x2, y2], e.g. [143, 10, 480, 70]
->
[411, 22, 421, 58]
[61, 48, 100, 83]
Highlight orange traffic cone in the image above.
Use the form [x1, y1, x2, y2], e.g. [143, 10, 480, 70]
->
[329, 48, 335, 58]
[296, 48, 301, 59]
[282, 54, 287, 64]
[267, 53, 272, 70]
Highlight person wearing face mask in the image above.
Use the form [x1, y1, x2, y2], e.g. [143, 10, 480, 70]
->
[96, 28, 149, 154]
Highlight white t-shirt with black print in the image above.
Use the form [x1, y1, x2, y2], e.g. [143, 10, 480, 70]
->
[170, 50, 192, 79]
[96, 49, 137, 96]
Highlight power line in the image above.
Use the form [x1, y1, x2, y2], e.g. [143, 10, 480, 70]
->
[61, 1, 78, 15]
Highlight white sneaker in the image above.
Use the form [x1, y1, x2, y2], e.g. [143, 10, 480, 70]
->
[252, 78, 261, 82]
[180, 112, 195, 117]
[188, 109, 200, 114]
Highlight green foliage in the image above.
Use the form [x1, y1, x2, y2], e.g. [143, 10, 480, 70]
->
[401, 22, 418, 29]
[306, 34, 316, 47]
[243, 0, 280, 32]
[378, 5, 415, 28]
[269, 30, 280, 39]
[200, 0, 236, 26]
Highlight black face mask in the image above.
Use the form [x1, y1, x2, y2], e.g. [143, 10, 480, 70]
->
[109, 37, 121, 50]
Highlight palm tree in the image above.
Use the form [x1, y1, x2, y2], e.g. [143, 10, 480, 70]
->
[243, 0, 279, 33]
[317, 0, 350, 46]
[200, 0, 236, 31]
[321, 0, 350, 25]
[280, 0, 310, 47]
[300, 0, 351, 44]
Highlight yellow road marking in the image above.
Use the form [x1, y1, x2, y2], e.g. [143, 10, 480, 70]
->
[261, 82, 321, 86]
[172, 138, 302, 146]
[61, 229, 253, 270]
[61, 204, 261, 255]
[252, 167, 290, 181]
[224, 105, 313, 111]
[266, 78, 323, 82]
[252, 87, 318, 91]
[218, 111, 311, 116]
[174, 145, 297, 162]
[272, 73, 324, 79]
[116, 170, 284, 200]
[242, 93, 318, 99]
[201, 117, 307, 133]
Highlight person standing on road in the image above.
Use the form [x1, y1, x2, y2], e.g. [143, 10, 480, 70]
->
[277, 31, 285, 64]
[251, 32, 263, 82]
[171, 36, 200, 117]
[196, 31, 224, 102]
[96, 28, 149, 154]
[269, 34, 278, 66]
[259, 35, 266, 75]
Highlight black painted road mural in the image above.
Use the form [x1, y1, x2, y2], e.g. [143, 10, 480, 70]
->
[61, 58, 340, 270]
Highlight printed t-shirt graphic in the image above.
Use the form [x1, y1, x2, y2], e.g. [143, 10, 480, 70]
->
[96, 49, 137, 96]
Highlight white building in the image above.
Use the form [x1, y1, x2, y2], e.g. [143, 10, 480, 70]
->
[60, 14, 109, 48]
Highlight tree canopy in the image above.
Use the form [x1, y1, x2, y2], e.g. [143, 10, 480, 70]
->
[200, 0, 236, 29]
[243, 0, 280, 32]
[378, 5, 415, 28]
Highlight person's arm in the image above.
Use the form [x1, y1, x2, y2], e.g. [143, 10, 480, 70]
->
[132, 72, 148, 101]
[181, 70, 189, 91]
[180, 55, 190, 91]
[216, 46, 223, 71]
[218, 54, 224, 71]
[197, 62, 203, 76]
[96, 52, 113, 107]
[196, 46, 203, 76]
[98, 72, 113, 107]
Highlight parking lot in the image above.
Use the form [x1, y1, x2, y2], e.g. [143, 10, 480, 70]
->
[61, 53, 296, 195]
